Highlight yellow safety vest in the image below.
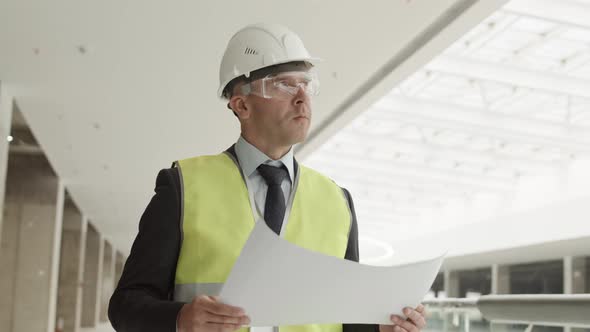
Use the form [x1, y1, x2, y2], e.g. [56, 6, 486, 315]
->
[173, 151, 352, 332]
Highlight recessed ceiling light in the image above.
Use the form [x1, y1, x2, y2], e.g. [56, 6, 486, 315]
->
[7, 135, 13, 142]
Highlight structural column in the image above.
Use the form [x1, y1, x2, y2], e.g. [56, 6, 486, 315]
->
[114, 251, 125, 287]
[100, 240, 115, 322]
[0, 82, 13, 240]
[442, 270, 461, 332]
[490, 264, 511, 332]
[564, 256, 586, 294]
[56, 196, 85, 332]
[81, 224, 103, 328]
[443, 270, 459, 298]
[74, 217, 88, 331]
[491, 264, 510, 294]
[0, 152, 64, 332]
[564, 256, 586, 332]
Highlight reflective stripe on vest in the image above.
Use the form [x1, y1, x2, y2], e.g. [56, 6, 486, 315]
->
[174, 283, 224, 302]
[174, 152, 351, 332]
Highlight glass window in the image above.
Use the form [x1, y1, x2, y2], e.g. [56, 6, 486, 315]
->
[509, 260, 563, 294]
[457, 268, 491, 298]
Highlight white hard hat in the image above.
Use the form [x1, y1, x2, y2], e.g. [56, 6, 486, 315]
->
[218, 23, 321, 98]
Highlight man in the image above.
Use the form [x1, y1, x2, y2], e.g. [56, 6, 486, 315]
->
[108, 23, 427, 332]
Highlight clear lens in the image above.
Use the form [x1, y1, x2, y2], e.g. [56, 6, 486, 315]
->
[242, 71, 319, 99]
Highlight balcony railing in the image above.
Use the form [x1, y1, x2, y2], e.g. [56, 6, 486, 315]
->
[423, 294, 590, 332]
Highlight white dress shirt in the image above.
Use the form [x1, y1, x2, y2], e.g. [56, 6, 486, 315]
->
[234, 135, 295, 222]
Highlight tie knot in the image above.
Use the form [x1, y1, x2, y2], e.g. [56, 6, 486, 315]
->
[257, 164, 289, 186]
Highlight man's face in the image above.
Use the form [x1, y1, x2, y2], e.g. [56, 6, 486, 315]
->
[240, 71, 314, 146]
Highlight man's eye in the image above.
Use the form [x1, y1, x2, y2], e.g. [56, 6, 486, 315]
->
[277, 81, 296, 88]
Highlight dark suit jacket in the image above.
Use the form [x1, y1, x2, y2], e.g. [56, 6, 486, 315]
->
[108, 149, 378, 332]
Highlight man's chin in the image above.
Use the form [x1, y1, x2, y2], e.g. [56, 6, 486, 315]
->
[285, 135, 307, 147]
[281, 127, 310, 146]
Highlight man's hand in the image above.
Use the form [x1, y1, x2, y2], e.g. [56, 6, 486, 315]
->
[379, 304, 427, 332]
[177, 295, 251, 332]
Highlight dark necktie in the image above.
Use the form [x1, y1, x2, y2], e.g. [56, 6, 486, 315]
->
[257, 164, 289, 235]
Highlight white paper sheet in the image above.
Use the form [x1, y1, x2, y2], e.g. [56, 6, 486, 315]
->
[220, 221, 444, 326]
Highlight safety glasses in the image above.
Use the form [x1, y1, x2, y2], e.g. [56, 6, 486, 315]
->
[240, 71, 319, 99]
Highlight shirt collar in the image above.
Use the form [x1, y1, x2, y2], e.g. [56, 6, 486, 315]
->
[235, 136, 295, 183]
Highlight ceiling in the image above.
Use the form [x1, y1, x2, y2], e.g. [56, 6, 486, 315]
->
[305, 0, 590, 263]
[0, 0, 509, 255]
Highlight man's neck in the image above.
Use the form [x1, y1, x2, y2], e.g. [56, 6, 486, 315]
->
[240, 134, 291, 160]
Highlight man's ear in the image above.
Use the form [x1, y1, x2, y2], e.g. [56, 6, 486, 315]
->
[229, 95, 250, 120]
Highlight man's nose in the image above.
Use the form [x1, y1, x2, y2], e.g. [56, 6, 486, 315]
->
[293, 86, 308, 105]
